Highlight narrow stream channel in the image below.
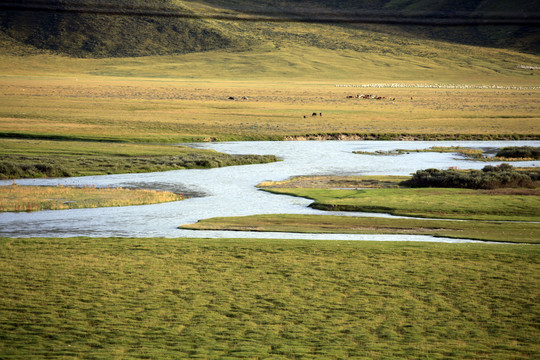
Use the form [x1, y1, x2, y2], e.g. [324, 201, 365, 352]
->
[1, 140, 538, 242]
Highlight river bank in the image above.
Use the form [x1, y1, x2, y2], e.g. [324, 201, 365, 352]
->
[1, 140, 538, 239]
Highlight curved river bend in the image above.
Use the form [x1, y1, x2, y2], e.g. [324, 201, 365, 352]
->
[1, 140, 538, 242]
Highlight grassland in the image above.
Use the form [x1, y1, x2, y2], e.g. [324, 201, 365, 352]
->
[258, 174, 409, 189]
[181, 214, 540, 243]
[0, 76, 538, 143]
[0, 237, 538, 359]
[1, 16, 539, 144]
[0, 185, 183, 212]
[0, 20, 538, 183]
[264, 187, 540, 221]
[0, 138, 278, 179]
[184, 174, 540, 243]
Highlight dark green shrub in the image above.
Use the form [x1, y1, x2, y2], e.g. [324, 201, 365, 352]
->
[496, 147, 540, 159]
[402, 164, 538, 189]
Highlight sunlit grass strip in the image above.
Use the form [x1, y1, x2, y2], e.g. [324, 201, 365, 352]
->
[263, 187, 540, 222]
[180, 214, 540, 244]
[258, 175, 409, 189]
[0, 237, 538, 359]
[0, 185, 183, 212]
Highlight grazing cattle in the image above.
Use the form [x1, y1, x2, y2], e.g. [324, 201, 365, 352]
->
[312, 112, 317, 116]
[346, 95, 354, 98]
[228, 96, 235, 100]
[319, 113, 322, 116]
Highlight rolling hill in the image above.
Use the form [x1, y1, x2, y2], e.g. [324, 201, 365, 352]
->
[0, 0, 538, 58]
[0, 0, 243, 57]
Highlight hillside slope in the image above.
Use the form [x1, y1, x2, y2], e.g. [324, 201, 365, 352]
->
[0, 0, 243, 57]
[199, 0, 540, 54]
[0, 0, 538, 57]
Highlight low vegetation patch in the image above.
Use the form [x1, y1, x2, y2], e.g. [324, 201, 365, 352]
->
[259, 169, 540, 222]
[0, 237, 538, 359]
[181, 214, 540, 243]
[258, 175, 408, 189]
[355, 146, 540, 161]
[354, 146, 484, 158]
[0, 185, 183, 212]
[402, 163, 540, 189]
[0, 139, 278, 179]
[265, 187, 539, 221]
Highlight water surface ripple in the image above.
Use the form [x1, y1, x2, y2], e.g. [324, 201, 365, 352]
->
[1, 140, 538, 242]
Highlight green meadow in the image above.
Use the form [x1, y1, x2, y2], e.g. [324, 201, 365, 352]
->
[184, 174, 540, 243]
[0, 138, 278, 179]
[0, 237, 538, 359]
[264, 187, 540, 221]
[180, 213, 540, 244]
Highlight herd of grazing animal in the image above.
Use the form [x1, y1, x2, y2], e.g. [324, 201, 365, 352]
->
[227, 93, 401, 120]
[347, 94, 396, 101]
[303, 112, 322, 118]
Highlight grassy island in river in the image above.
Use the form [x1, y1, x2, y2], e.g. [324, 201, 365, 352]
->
[183, 172, 540, 243]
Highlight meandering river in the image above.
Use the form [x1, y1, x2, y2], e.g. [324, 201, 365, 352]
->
[1, 140, 538, 242]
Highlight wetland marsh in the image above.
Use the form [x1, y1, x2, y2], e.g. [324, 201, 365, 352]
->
[1, 140, 538, 241]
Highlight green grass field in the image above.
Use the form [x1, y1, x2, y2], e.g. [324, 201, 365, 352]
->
[0, 237, 538, 359]
[264, 187, 540, 221]
[184, 175, 540, 243]
[180, 213, 540, 244]
[0, 138, 277, 179]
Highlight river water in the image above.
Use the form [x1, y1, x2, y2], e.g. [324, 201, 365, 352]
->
[1, 140, 538, 242]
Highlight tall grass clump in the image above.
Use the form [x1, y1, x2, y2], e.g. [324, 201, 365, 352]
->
[402, 164, 540, 189]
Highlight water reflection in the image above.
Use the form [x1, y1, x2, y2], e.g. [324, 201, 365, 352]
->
[1, 140, 538, 241]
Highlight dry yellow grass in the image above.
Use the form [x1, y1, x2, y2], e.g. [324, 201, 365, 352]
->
[0, 185, 183, 212]
[0, 77, 538, 141]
